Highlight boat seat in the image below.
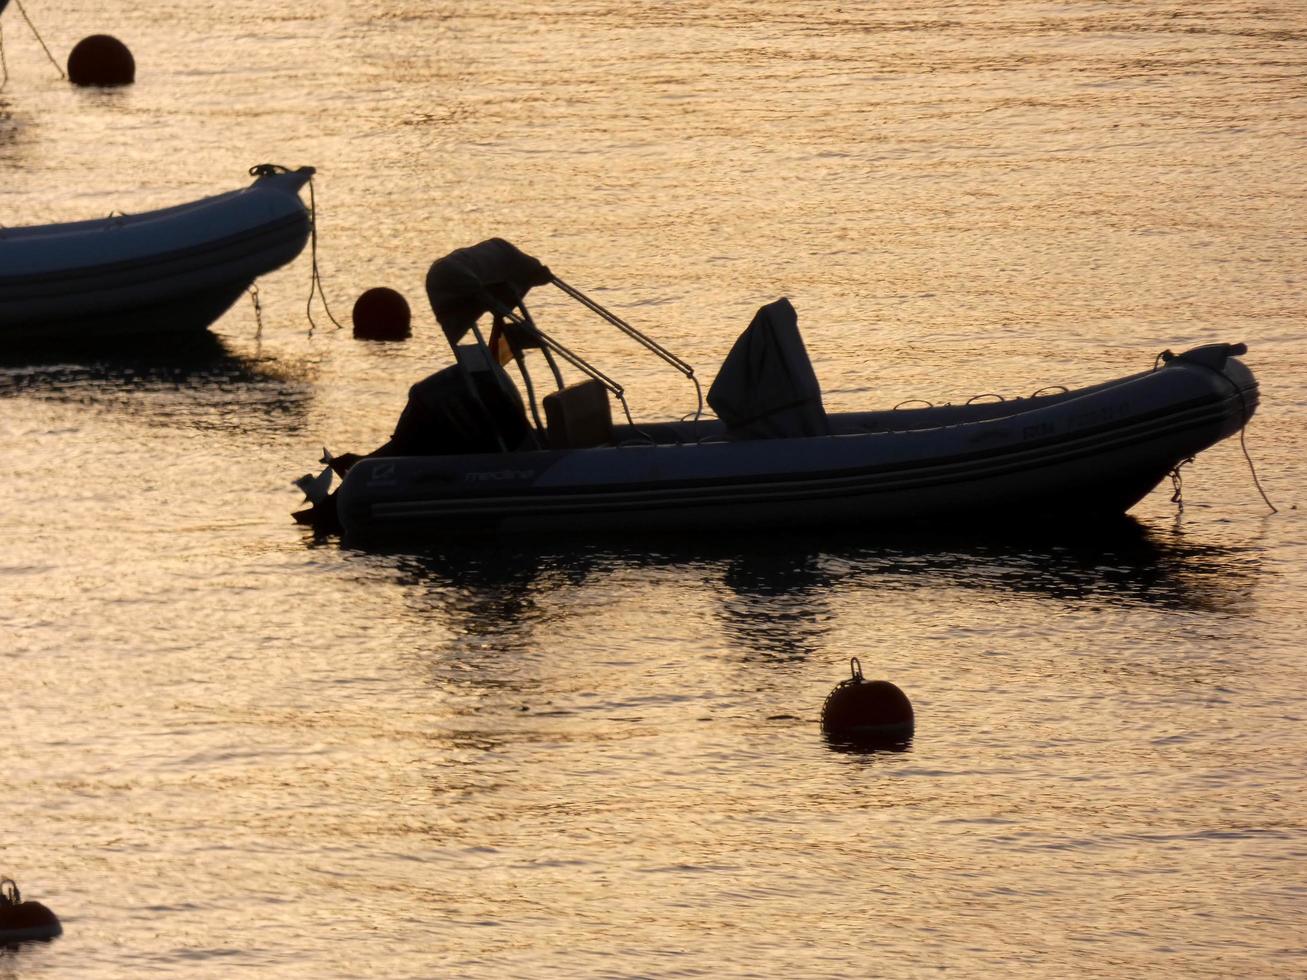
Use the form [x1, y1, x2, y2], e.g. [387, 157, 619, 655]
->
[543, 379, 614, 449]
[707, 297, 829, 439]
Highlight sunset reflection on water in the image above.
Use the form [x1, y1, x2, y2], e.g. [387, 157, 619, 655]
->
[2, 1, 1304, 976]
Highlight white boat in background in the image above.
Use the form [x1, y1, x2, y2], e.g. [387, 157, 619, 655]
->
[295, 239, 1261, 541]
[0, 165, 314, 342]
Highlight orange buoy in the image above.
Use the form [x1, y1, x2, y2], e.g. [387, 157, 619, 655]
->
[67, 35, 136, 87]
[351, 286, 411, 340]
[0, 879, 62, 944]
[821, 658, 914, 748]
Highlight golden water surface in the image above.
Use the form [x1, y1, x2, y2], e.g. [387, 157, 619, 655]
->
[2, 1, 1305, 977]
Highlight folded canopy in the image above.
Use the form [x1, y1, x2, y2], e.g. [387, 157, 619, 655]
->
[707, 297, 829, 439]
[425, 238, 553, 345]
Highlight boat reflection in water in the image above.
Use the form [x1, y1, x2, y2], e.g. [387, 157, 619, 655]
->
[0, 331, 315, 435]
[360, 517, 1263, 656]
[348, 519, 1264, 764]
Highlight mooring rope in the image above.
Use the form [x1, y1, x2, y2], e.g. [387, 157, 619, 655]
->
[1, 22, 9, 90]
[12, 1, 66, 79]
[247, 164, 342, 336]
[1168, 457, 1193, 512]
[248, 282, 264, 340]
[1154, 347, 1277, 515]
[304, 175, 343, 335]
[1236, 395, 1277, 514]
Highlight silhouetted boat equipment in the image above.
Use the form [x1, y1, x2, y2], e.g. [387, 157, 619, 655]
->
[299, 239, 1259, 539]
[0, 165, 314, 341]
[0, 878, 62, 943]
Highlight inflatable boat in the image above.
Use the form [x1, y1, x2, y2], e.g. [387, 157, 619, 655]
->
[295, 240, 1259, 541]
[0, 165, 314, 341]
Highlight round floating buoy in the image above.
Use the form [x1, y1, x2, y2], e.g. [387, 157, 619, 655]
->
[67, 35, 136, 87]
[352, 286, 411, 340]
[821, 658, 914, 748]
[0, 879, 62, 944]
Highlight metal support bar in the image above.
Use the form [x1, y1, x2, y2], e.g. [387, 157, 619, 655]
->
[550, 275, 704, 420]
[510, 345, 546, 445]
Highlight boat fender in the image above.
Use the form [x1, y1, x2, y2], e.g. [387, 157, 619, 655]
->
[0, 879, 62, 944]
[1160, 342, 1248, 372]
[820, 658, 914, 749]
[67, 34, 135, 87]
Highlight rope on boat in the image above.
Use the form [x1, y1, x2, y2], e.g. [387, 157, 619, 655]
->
[1154, 346, 1277, 515]
[247, 164, 343, 336]
[303, 173, 343, 335]
[1169, 457, 1193, 512]
[1237, 404, 1277, 514]
[891, 385, 1064, 412]
[248, 282, 264, 340]
[11, 1, 66, 80]
[1, 21, 8, 90]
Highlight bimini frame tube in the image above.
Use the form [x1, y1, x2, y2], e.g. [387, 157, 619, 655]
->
[431, 240, 702, 431]
[492, 301, 640, 427]
[551, 276, 704, 421]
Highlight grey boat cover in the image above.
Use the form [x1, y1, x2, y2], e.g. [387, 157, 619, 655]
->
[707, 297, 829, 439]
[425, 238, 553, 346]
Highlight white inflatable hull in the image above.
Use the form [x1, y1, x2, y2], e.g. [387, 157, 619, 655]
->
[0, 167, 313, 341]
[335, 346, 1258, 540]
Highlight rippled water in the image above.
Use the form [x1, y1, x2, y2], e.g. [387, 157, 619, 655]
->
[3, 2, 1306, 977]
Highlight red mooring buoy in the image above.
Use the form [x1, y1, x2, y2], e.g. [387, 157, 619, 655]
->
[820, 658, 914, 747]
[67, 35, 136, 87]
[0, 879, 62, 944]
[352, 286, 412, 340]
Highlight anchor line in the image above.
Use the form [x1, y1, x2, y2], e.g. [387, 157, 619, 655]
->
[248, 282, 264, 339]
[247, 164, 343, 336]
[1169, 457, 1194, 512]
[304, 174, 343, 335]
[13, 0, 66, 79]
[1195, 360, 1277, 515]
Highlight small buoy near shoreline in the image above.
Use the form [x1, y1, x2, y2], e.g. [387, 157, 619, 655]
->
[352, 286, 411, 340]
[0, 879, 62, 944]
[67, 35, 136, 87]
[821, 658, 914, 749]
